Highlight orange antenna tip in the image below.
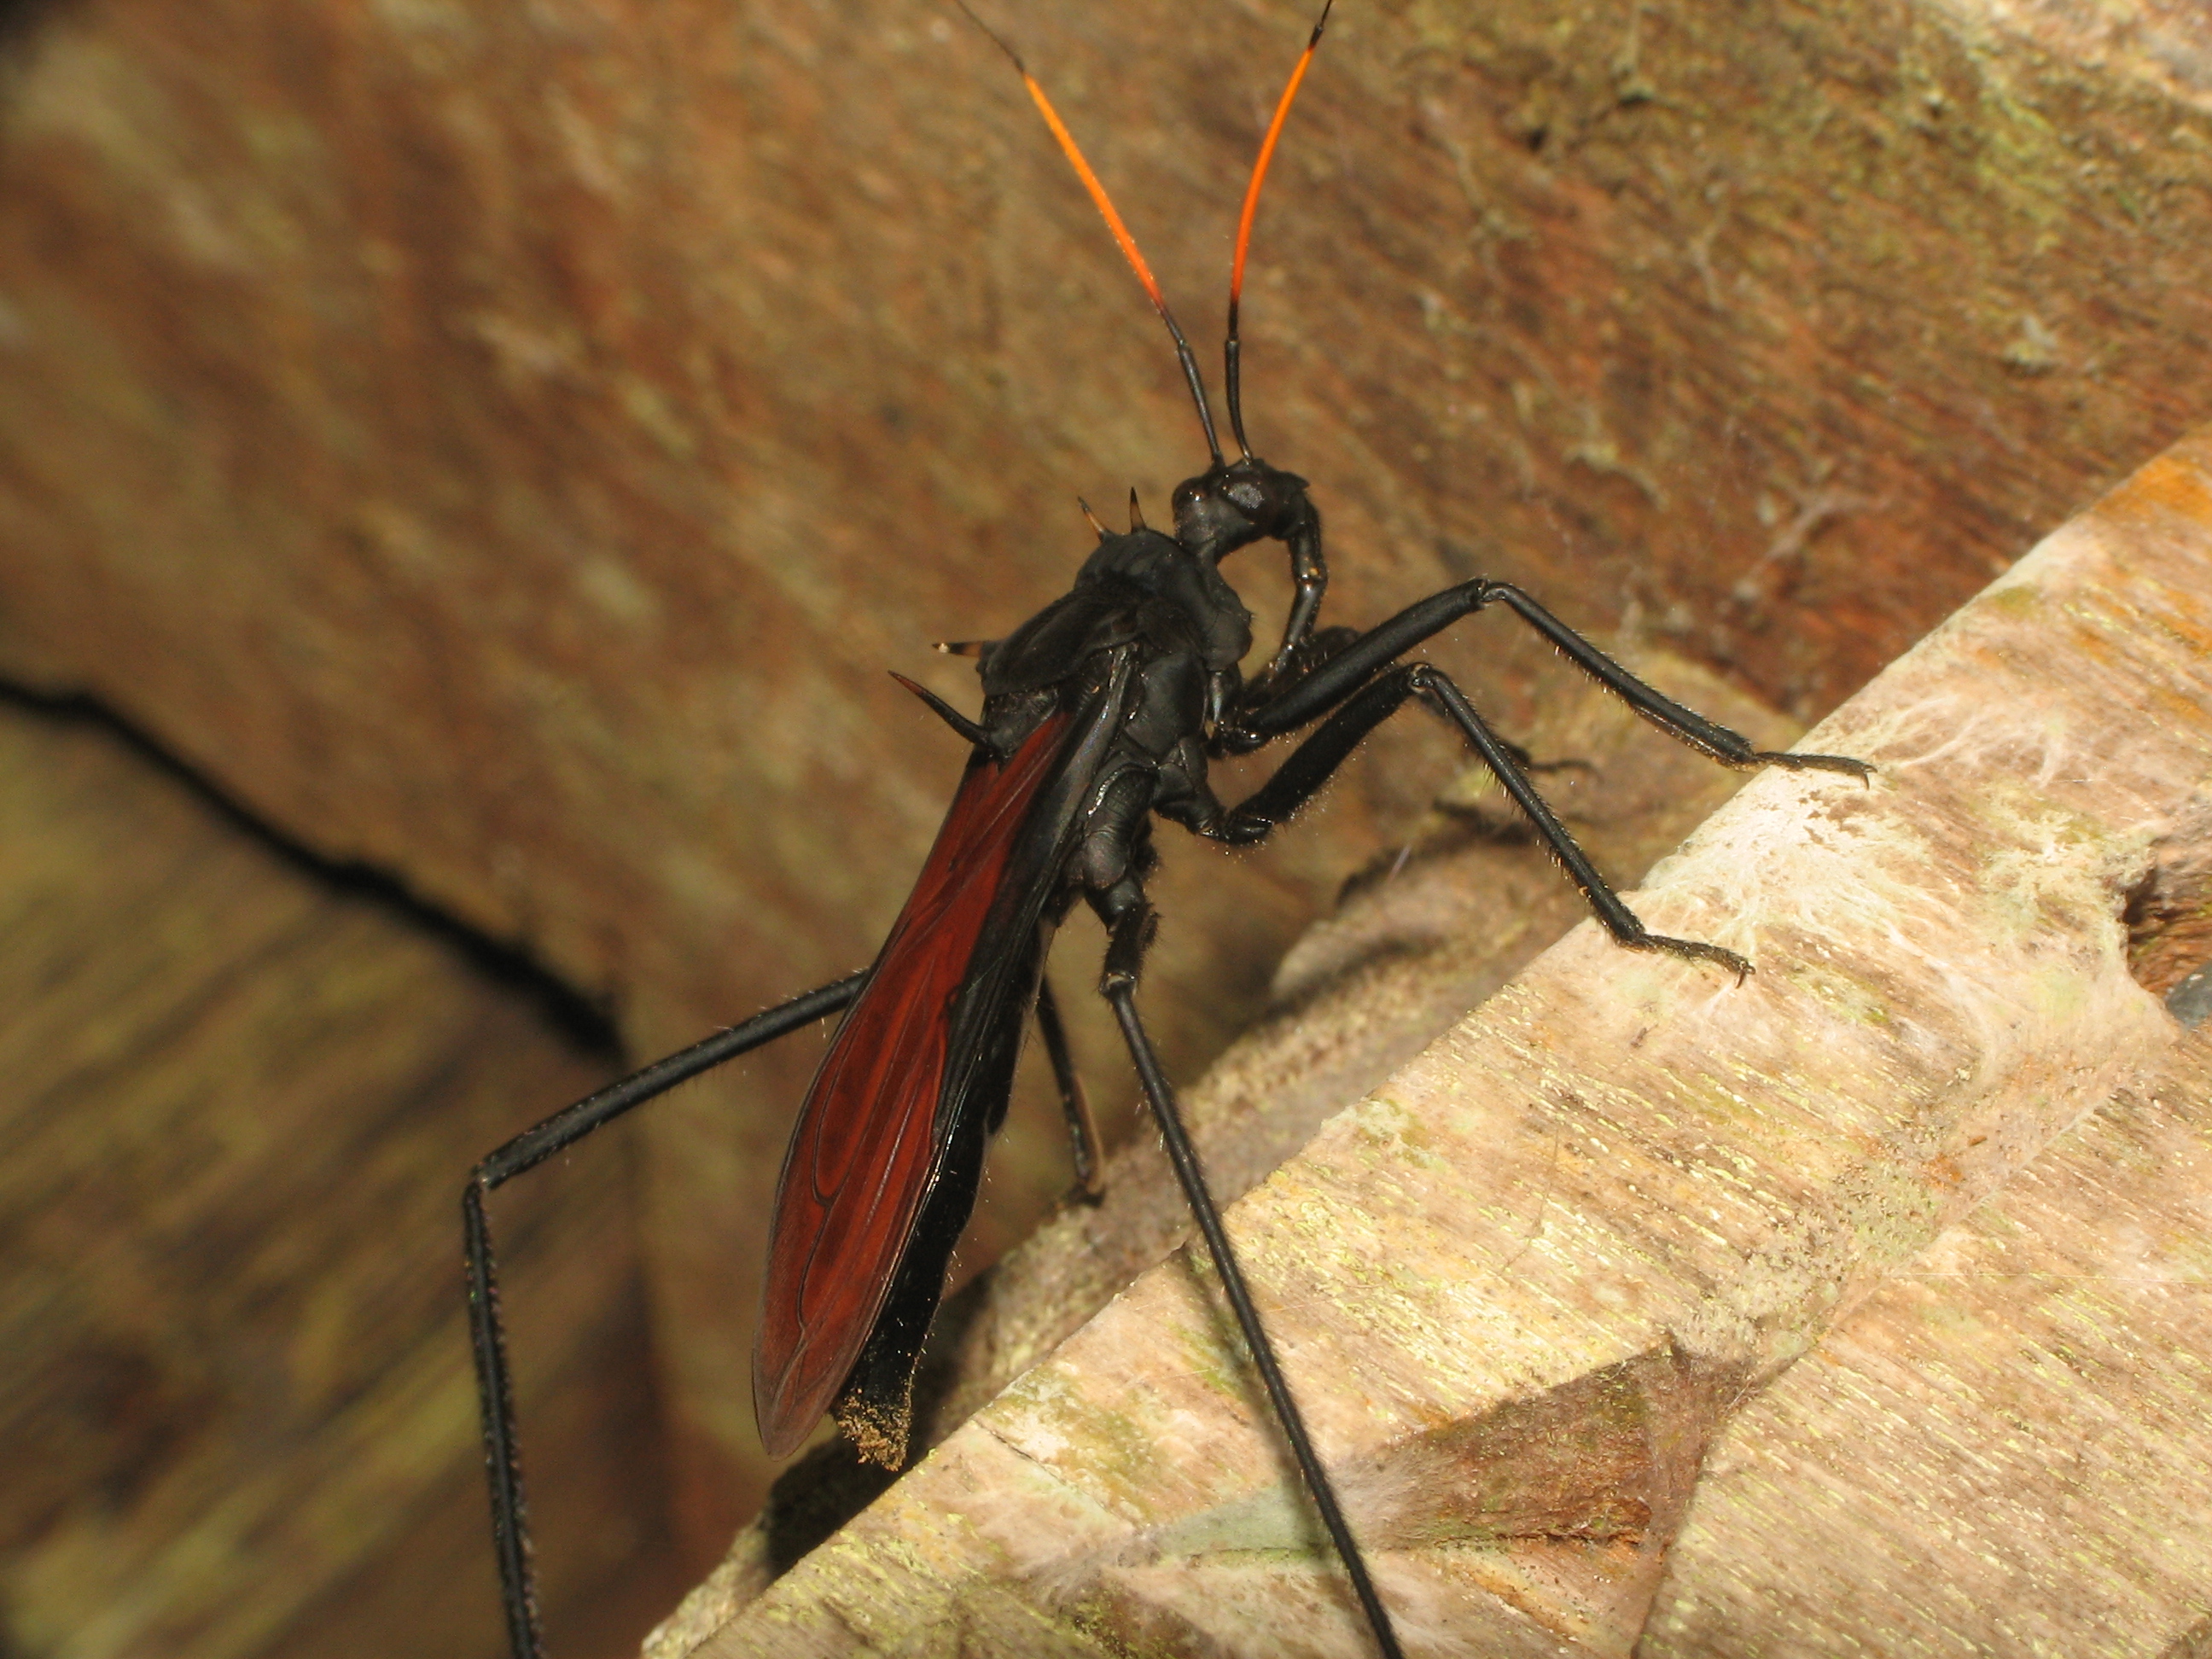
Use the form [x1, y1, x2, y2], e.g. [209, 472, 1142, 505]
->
[1231, 0, 1332, 316]
[957, 1, 1170, 319]
[1224, 0, 1334, 458]
[1022, 84, 1170, 320]
[955, 3, 1225, 464]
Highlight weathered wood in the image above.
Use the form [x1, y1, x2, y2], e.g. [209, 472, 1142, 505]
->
[663, 431, 2212, 1652]
[0, 698, 683, 1659]
[3, 0, 2209, 1545]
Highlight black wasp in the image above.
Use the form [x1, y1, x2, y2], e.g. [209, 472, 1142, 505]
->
[463, 7, 1871, 1656]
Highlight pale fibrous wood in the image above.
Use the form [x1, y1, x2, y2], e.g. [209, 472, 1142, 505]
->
[661, 431, 2212, 1656]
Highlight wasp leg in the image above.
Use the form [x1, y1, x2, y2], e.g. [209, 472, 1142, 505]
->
[1258, 504, 1329, 686]
[1033, 973, 1104, 1200]
[1093, 895, 1406, 1659]
[464, 971, 864, 1659]
[1220, 577, 1871, 786]
[1211, 663, 1755, 976]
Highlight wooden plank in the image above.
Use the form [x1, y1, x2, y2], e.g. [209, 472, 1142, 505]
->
[0, 699, 683, 1659]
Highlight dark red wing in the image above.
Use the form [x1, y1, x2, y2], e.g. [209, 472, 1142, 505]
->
[753, 711, 1074, 1457]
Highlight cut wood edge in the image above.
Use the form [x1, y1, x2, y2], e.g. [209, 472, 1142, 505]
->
[667, 425, 2212, 1657]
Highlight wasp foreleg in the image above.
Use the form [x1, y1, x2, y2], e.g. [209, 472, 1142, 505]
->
[1209, 662, 1756, 976]
[1220, 578, 1870, 784]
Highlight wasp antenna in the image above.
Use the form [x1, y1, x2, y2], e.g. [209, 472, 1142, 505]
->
[1128, 487, 1147, 532]
[957, 2, 1225, 467]
[1225, 0, 1334, 460]
[933, 639, 991, 658]
[1077, 497, 1109, 540]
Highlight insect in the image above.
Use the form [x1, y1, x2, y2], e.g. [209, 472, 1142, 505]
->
[462, 6, 1871, 1656]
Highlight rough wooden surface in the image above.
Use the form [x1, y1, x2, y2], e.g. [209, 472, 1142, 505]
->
[3, 0, 2210, 1550]
[667, 431, 2212, 1652]
[0, 696, 687, 1659]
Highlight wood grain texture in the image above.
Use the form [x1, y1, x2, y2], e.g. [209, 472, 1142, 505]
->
[1, 0, 2209, 1592]
[0, 698, 684, 1659]
[667, 431, 2212, 1652]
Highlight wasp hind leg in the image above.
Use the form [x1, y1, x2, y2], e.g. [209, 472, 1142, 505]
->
[465, 972, 864, 1659]
[1091, 888, 1406, 1659]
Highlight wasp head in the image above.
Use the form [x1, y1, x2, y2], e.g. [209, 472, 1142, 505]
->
[1170, 456, 1314, 563]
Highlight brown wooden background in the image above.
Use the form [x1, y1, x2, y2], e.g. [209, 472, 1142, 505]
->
[1, 0, 2207, 1653]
